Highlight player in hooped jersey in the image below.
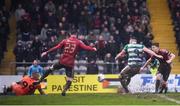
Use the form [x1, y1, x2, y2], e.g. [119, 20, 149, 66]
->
[34, 34, 97, 96]
[141, 43, 175, 93]
[115, 37, 163, 93]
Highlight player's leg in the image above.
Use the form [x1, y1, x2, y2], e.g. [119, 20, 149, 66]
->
[160, 64, 171, 93]
[3, 82, 19, 95]
[159, 81, 167, 93]
[156, 63, 165, 93]
[3, 85, 12, 95]
[61, 66, 73, 96]
[34, 63, 63, 85]
[126, 67, 140, 86]
[118, 65, 131, 93]
[11, 82, 24, 96]
[155, 73, 162, 93]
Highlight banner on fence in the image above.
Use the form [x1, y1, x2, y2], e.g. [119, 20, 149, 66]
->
[1, 74, 180, 93]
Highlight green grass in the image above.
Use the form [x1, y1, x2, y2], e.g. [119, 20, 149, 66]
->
[0, 93, 179, 105]
[166, 93, 180, 101]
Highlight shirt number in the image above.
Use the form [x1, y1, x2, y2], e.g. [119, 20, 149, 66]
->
[64, 43, 76, 54]
[22, 81, 35, 90]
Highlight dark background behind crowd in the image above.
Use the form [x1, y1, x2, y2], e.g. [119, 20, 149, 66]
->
[0, 0, 10, 65]
[168, 0, 180, 56]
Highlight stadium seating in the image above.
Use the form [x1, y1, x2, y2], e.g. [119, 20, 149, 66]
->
[148, 0, 180, 73]
[78, 65, 88, 74]
[16, 66, 26, 75]
[13, 0, 153, 75]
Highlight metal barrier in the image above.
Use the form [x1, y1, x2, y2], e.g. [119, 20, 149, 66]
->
[10, 61, 123, 75]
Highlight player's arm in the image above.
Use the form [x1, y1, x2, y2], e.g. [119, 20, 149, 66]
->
[79, 41, 97, 51]
[143, 47, 163, 59]
[140, 57, 152, 72]
[39, 66, 44, 76]
[115, 49, 126, 60]
[16, 81, 21, 84]
[115, 44, 128, 60]
[41, 40, 65, 57]
[16, 77, 25, 85]
[27, 67, 32, 77]
[166, 53, 175, 64]
[37, 88, 46, 95]
[36, 84, 46, 95]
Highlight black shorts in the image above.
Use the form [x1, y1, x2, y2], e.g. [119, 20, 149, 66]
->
[158, 62, 171, 81]
[52, 63, 74, 78]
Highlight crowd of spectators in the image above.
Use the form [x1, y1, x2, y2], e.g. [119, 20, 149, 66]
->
[13, 0, 153, 74]
[0, 0, 10, 65]
[168, 0, 180, 56]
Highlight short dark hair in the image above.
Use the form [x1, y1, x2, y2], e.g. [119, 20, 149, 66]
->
[70, 30, 77, 35]
[152, 43, 159, 47]
[130, 36, 137, 40]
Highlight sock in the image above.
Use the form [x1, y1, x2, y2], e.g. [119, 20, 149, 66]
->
[119, 76, 129, 93]
[155, 80, 160, 93]
[6, 87, 12, 92]
[164, 87, 168, 93]
[39, 68, 53, 82]
[161, 83, 167, 93]
[62, 80, 72, 93]
[126, 76, 131, 86]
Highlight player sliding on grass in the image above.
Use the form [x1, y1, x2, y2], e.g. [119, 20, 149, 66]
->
[33, 34, 96, 96]
[141, 43, 175, 93]
[115, 37, 163, 94]
[3, 71, 45, 96]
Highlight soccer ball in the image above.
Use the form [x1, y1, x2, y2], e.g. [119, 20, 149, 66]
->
[97, 73, 105, 82]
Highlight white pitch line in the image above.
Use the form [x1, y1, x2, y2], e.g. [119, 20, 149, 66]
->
[157, 94, 180, 104]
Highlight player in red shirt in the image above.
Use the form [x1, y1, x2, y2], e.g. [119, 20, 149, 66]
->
[4, 72, 45, 96]
[141, 43, 175, 93]
[34, 34, 97, 96]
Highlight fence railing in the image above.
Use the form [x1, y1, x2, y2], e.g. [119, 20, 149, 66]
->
[10, 61, 124, 75]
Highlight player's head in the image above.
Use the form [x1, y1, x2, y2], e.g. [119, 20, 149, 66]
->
[70, 31, 77, 38]
[129, 36, 137, 44]
[70, 34, 77, 38]
[33, 60, 38, 66]
[152, 43, 160, 53]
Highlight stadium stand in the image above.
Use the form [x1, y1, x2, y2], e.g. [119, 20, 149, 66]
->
[11, 0, 153, 75]
[4, 0, 180, 74]
[148, 0, 180, 73]
[0, 0, 17, 75]
[168, 0, 180, 55]
[0, 1, 10, 65]
[0, 4, 10, 63]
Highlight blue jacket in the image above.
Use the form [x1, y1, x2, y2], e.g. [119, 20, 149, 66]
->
[28, 65, 44, 77]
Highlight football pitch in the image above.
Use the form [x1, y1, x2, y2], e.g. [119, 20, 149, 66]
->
[1, 93, 180, 105]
